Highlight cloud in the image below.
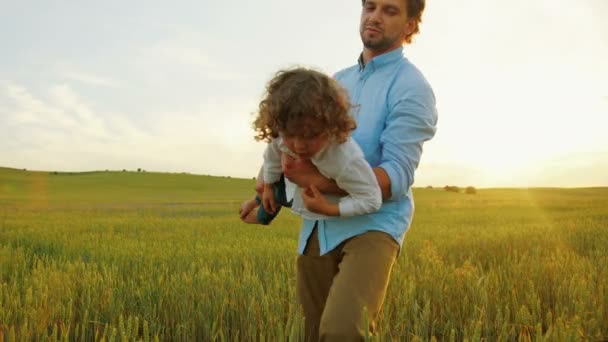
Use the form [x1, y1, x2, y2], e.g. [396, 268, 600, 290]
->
[62, 70, 121, 88]
[133, 32, 253, 82]
[0, 81, 146, 148]
[0, 79, 264, 176]
[148, 41, 214, 69]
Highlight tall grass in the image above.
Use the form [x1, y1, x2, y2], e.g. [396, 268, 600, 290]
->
[1, 167, 606, 340]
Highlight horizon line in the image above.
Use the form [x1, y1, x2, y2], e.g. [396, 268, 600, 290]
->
[2, 165, 607, 190]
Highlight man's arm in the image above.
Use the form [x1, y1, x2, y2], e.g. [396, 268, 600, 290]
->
[372, 167, 392, 200]
[284, 92, 436, 202]
[378, 86, 438, 201]
[283, 154, 393, 201]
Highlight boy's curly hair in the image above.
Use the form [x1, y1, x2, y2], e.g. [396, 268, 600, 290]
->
[253, 67, 356, 144]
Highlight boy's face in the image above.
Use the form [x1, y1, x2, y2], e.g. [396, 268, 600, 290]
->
[281, 120, 329, 159]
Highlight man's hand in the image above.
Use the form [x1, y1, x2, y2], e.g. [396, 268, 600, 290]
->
[239, 197, 260, 224]
[301, 185, 339, 216]
[283, 153, 391, 200]
[239, 197, 258, 220]
[262, 184, 278, 214]
[282, 153, 341, 195]
[282, 153, 314, 187]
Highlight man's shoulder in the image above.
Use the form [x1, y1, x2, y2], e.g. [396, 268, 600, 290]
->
[334, 64, 359, 81]
[391, 57, 433, 93]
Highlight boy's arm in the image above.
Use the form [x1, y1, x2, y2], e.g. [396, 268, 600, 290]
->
[263, 140, 283, 185]
[262, 183, 278, 214]
[261, 140, 284, 215]
[284, 153, 392, 201]
[254, 166, 264, 197]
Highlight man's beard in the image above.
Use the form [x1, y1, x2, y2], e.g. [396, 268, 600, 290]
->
[361, 33, 400, 52]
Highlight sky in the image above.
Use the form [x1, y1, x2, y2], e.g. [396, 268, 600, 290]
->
[1, 0, 607, 188]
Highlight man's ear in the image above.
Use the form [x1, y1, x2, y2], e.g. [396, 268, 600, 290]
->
[403, 18, 417, 40]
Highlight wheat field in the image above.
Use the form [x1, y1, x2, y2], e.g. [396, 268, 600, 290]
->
[0, 167, 606, 341]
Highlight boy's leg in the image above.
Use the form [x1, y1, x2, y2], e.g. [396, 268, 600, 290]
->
[256, 174, 291, 225]
[318, 231, 399, 341]
[274, 174, 293, 208]
[296, 227, 341, 342]
[256, 194, 281, 224]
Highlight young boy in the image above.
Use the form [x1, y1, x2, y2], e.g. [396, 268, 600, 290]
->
[239, 67, 381, 224]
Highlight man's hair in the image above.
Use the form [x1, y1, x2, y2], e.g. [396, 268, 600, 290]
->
[253, 68, 356, 144]
[362, 0, 426, 44]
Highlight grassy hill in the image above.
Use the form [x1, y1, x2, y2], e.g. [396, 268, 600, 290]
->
[0, 167, 255, 206]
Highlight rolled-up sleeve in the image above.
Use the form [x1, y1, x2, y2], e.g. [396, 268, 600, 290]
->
[379, 88, 438, 201]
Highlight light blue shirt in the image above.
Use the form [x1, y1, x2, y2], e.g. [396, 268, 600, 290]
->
[298, 47, 438, 255]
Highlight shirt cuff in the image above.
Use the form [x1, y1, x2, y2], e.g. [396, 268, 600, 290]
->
[338, 200, 355, 217]
[380, 163, 406, 201]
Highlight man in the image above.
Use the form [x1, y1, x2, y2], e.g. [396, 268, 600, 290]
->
[284, 0, 437, 340]
[242, 0, 437, 340]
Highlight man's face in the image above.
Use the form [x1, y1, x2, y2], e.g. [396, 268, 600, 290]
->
[360, 0, 412, 54]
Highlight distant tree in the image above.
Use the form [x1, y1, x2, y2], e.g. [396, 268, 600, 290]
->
[122, 169, 127, 172]
[444, 185, 460, 193]
[426, 185, 433, 189]
[465, 186, 477, 194]
[137, 168, 142, 172]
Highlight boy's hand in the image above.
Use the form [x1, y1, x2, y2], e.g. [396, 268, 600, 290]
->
[262, 184, 278, 214]
[301, 184, 339, 216]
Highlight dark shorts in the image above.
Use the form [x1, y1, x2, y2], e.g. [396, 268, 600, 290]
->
[255, 174, 293, 225]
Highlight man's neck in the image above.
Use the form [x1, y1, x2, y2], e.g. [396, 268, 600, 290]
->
[361, 45, 402, 64]
[361, 44, 403, 64]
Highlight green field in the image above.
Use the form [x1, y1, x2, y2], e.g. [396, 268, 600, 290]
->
[1, 167, 607, 341]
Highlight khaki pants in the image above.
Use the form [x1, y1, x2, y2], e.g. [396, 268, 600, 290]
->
[296, 227, 399, 342]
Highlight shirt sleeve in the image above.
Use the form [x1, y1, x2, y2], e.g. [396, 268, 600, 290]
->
[379, 87, 438, 201]
[328, 144, 382, 217]
[263, 139, 283, 184]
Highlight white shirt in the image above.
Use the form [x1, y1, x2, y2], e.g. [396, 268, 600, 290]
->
[263, 136, 382, 220]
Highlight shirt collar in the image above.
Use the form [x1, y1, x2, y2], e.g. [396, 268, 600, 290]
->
[358, 47, 404, 72]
